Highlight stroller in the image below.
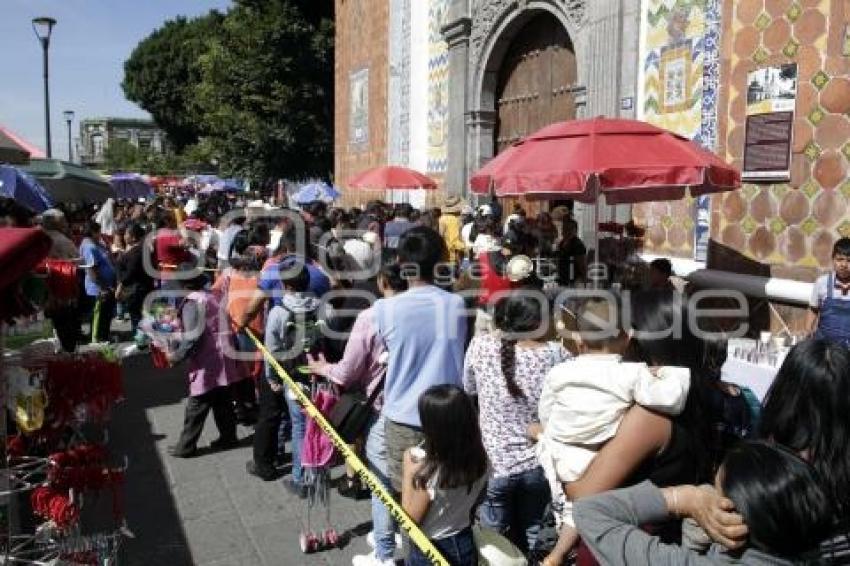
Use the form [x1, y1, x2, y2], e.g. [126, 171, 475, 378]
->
[298, 379, 340, 554]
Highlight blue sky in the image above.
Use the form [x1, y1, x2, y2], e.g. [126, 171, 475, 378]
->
[0, 0, 231, 158]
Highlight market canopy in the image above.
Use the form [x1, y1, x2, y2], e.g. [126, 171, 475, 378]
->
[109, 173, 153, 200]
[470, 117, 740, 204]
[22, 159, 114, 205]
[0, 126, 44, 165]
[348, 165, 438, 190]
[0, 165, 54, 213]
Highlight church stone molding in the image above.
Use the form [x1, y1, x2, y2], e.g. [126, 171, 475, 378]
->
[469, 0, 586, 71]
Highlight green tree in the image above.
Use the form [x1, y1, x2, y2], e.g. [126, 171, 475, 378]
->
[194, 0, 334, 182]
[103, 139, 142, 172]
[122, 11, 225, 151]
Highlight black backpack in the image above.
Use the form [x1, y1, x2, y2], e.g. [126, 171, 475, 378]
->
[278, 306, 327, 380]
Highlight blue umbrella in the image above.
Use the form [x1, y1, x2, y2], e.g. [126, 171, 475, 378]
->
[0, 164, 53, 212]
[199, 180, 241, 194]
[187, 174, 222, 185]
[109, 173, 153, 200]
[293, 181, 340, 204]
[215, 178, 242, 191]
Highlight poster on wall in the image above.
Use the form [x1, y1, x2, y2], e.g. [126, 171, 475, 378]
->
[693, 195, 711, 263]
[742, 63, 797, 181]
[349, 68, 369, 146]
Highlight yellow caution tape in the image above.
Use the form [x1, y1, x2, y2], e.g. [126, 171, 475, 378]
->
[245, 329, 449, 566]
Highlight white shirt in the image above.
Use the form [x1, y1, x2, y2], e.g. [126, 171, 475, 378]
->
[267, 228, 283, 255]
[461, 222, 474, 250]
[539, 354, 690, 446]
[809, 272, 850, 308]
[217, 224, 243, 261]
[342, 238, 376, 271]
[199, 227, 217, 254]
[536, 355, 690, 527]
[184, 198, 199, 217]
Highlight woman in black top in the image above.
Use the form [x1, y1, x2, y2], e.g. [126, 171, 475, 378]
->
[115, 222, 154, 340]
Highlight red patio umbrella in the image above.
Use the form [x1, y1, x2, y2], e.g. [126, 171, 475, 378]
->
[348, 165, 438, 190]
[470, 117, 740, 204]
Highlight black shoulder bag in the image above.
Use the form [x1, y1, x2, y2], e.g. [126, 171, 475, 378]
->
[328, 376, 385, 444]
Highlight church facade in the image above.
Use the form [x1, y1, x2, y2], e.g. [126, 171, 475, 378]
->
[335, 0, 640, 234]
[334, 0, 850, 326]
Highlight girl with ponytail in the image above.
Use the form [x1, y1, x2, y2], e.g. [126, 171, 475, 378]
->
[462, 292, 570, 554]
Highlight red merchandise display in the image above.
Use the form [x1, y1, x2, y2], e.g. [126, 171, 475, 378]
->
[40, 259, 79, 302]
[44, 353, 124, 428]
[30, 486, 80, 531]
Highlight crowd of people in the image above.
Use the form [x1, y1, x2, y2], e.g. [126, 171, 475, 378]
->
[8, 189, 850, 565]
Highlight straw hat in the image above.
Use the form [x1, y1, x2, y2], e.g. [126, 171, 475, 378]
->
[506, 255, 534, 282]
[551, 205, 571, 220]
[442, 195, 463, 214]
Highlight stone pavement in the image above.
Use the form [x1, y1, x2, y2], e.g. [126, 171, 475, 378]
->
[112, 353, 375, 566]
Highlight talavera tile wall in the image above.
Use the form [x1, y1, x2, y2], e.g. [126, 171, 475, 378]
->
[714, 0, 850, 282]
[639, 0, 850, 285]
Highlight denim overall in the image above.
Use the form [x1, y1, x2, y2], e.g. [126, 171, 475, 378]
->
[815, 272, 850, 347]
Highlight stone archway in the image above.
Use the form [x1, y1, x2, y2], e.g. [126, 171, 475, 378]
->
[493, 12, 577, 154]
[466, 0, 587, 184]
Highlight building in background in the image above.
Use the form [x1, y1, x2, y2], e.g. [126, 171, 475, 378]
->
[78, 117, 169, 169]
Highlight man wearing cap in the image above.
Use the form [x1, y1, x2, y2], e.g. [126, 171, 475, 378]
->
[438, 195, 466, 264]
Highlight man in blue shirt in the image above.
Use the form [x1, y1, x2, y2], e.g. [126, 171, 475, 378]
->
[79, 220, 117, 343]
[373, 226, 468, 492]
[382, 203, 414, 262]
[238, 231, 332, 324]
[256, 257, 331, 307]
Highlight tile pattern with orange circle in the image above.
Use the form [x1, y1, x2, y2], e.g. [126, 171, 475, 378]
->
[641, 0, 850, 277]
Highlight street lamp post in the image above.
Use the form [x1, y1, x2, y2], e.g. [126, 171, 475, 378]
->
[32, 17, 57, 159]
[63, 110, 74, 162]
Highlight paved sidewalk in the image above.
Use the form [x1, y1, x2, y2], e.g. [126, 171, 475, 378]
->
[112, 353, 374, 566]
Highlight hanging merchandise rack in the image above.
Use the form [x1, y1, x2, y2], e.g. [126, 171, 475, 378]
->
[0, 228, 127, 565]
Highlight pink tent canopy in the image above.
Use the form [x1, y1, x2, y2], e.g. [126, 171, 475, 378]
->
[0, 125, 45, 159]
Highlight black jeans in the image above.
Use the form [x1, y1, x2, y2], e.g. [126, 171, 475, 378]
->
[252, 375, 286, 475]
[48, 304, 81, 353]
[231, 378, 258, 423]
[127, 292, 148, 335]
[174, 386, 238, 452]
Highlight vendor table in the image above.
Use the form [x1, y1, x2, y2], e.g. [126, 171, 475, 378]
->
[720, 357, 779, 402]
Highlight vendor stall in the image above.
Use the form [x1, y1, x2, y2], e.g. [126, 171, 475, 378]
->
[0, 228, 126, 563]
[720, 335, 797, 402]
[470, 117, 741, 286]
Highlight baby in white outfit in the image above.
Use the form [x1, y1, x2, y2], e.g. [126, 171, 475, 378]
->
[533, 299, 691, 566]
[537, 355, 690, 522]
